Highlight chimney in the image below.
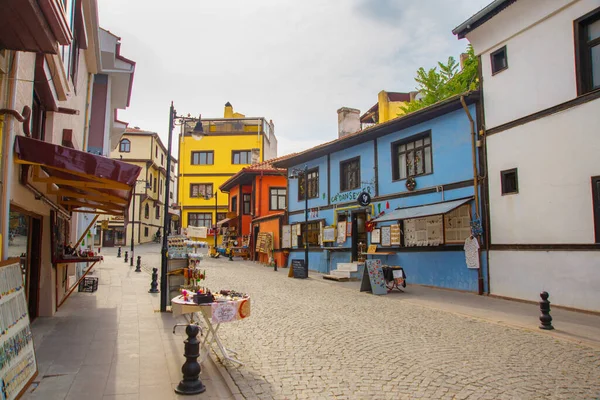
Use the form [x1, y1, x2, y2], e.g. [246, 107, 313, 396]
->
[459, 53, 469, 70]
[224, 102, 233, 118]
[337, 107, 361, 138]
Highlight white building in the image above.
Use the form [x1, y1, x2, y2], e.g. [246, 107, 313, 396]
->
[454, 0, 600, 312]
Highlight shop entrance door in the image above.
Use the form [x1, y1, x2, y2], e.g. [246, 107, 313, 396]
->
[351, 212, 367, 261]
[28, 217, 42, 320]
[103, 229, 115, 247]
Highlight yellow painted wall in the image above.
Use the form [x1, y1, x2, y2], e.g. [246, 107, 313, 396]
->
[377, 90, 408, 123]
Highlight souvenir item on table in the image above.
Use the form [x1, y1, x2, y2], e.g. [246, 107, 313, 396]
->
[215, 290, 248, 302]
[194, 289, 214, 304]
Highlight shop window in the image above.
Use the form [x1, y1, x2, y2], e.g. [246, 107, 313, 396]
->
[270, 188, 286, 210]
[592, 176, 600, 243]
[119, 139, 130, 152]
[444, 204, 472, 244]
[189, 213, 212, 227]
[231, 196, 238, 213]
[243, 194, 251, 215]
[191, 151, 214, 165]
[340, 157, 360, 192]
[490, 46, 508, 75]
[31, 92, 46, 141]
[501, 168, 518, 195]
[155, 205, 160, 219]
[144, 203, 150, 219]
[115, 228, 125, 245]
[232, 150, 252, 165]
[299, 222, 321, 247]
[575, 8, 600, 94]
[190, 183, 213, 198]
[144, 227, 149, 237]
[392, 132, 432, 181]
[299, 168, 319, 200]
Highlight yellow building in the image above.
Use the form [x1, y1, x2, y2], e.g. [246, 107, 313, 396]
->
[359, 90, 414, 127]
[178, 102, 277, 235]
[98, 128, 179, 246]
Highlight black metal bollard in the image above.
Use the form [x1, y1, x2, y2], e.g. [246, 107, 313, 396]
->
[174, 324, 206, 395]
[135, 256, 142, 272]
[117, 246, 122, 258]
[124, 251, 128, 263]
[539, 291, 554, 330]
[148, 268, 159, 293]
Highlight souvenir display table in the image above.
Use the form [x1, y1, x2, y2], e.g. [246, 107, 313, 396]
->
[171, 294, 250, 366]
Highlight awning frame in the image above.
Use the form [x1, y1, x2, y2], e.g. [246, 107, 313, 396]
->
[372, 197, 473, 223]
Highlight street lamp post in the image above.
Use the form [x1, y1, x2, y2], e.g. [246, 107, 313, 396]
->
[161, 103, 205, 312]
[130, 179, 150, 267]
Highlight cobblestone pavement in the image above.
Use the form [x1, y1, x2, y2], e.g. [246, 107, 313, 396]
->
[129, 245, 600, 400]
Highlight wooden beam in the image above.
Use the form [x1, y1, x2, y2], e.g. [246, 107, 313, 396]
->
[59, 200, 122, 213]
[72, 214, 99, 249]
[48, 187, 128, 205]
[57, 261, 98, 309]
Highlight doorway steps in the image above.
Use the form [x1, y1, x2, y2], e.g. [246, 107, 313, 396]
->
[323, 262, 361, 282]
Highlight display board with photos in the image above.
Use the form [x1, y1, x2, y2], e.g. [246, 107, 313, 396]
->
[336, 221, 347, 244]
[380, 226, 391, 246]
[390, 224, 401, 246]
[281, 225, 292, 249]
[0, 259, 37, 400]
[444, 204, 472, 243]
[291, 225, 299, 248]
[404, 214, 443, 246]
[322, 226, 336, 243]
[370, 228, 381, 244]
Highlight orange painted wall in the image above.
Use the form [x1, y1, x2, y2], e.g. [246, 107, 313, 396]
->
[226, 185, 253, 236]
[254, 175, 287, 217]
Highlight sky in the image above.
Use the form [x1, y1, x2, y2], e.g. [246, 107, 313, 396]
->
[98, 0, 491, 158]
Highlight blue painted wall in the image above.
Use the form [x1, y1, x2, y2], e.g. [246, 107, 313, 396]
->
[284, 102, 484, 293]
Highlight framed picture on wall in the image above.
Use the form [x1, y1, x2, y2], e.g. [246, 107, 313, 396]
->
[381, 226, 391, 247]
[371, 228, 381, 244]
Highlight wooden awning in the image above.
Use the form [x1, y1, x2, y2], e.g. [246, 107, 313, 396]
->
[0, 0, 73, 54]
[14, 136, 142, 215]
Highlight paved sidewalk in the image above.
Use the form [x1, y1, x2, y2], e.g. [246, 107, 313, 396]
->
[22, 254, 235, 400]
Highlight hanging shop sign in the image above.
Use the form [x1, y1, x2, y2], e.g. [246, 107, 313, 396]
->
[357, 191, 371, 207]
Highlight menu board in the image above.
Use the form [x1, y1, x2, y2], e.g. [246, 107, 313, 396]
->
[291, 259, 307, 279]
[336, 221, 347, 244]
[281, 225, 292, 249]
[381, 226, 391, 247]
[390, 224, 401, 246]
[322, 227, 336, 243]
[0, 259, 37, 400]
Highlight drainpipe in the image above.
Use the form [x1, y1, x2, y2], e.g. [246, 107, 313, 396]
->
[460, 95, 484, 295]
[258, 172, 263, 217]
[82, 73, 93, 152]
[1, 52, 20, 260]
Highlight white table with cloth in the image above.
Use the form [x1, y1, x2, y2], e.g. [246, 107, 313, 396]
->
[171, 295, 251, 366]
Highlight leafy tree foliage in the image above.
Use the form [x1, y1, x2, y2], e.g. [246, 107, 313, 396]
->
[401, 45, 479, 114]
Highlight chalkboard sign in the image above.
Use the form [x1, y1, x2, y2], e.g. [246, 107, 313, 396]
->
[291, 259, 307, 279]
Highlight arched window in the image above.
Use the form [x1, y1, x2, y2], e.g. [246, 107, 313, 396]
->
[144, 203, 150, 219]
[119, 139, 131, 152]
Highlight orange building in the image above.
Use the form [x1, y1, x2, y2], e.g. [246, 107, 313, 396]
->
[219, 156, 292, 267]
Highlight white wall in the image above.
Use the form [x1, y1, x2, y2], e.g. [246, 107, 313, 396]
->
[490, 250, 600, 311]
[467, 0, 597, 128]
[487, 98, 600, 244]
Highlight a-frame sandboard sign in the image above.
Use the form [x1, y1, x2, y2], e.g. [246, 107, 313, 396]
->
[359, 259, 388, 295]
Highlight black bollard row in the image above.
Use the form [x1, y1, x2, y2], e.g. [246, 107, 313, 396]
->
[117, 246, 122, 258]
[539, 291, 554, 330]
[148, 268, 159, 293]
[124, 251, 128, 263]
[135, 256, 142, 272]
[174, 325, 206, 395]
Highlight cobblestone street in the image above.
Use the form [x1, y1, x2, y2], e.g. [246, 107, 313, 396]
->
[125, 244, 600, 400]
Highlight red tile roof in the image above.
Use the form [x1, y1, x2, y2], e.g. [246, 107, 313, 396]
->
[219, 153, 297, 192]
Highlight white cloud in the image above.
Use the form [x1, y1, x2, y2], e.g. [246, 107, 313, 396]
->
[98, 0, 491, 157]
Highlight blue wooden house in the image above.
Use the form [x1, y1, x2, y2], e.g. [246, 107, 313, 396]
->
[273, 92, 487, 293]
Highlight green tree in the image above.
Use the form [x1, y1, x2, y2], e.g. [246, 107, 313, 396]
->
[401, 45, 478, 114]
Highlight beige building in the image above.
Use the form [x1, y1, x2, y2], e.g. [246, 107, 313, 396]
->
[1, 0, 137, 318]
[98, 128, 179, 247]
